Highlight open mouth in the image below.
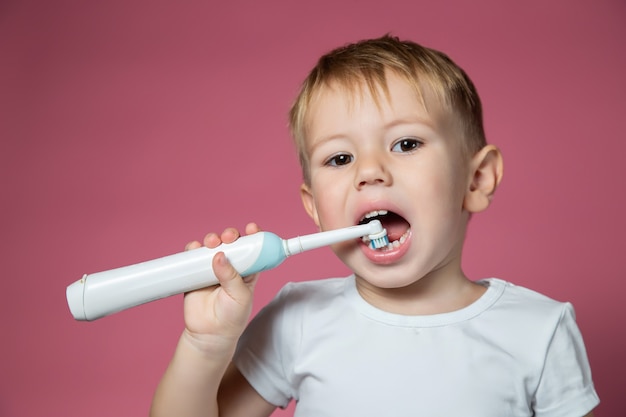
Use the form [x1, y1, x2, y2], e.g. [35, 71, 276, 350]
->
[359, 210, 411, 250]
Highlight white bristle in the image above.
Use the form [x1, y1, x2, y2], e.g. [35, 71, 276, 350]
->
[368, 228, 389, 250]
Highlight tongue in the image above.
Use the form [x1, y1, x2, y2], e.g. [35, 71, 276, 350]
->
[379, 213, 410, 242]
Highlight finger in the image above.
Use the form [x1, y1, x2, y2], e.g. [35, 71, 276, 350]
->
[203, 232, 221, 248]
[212, 252, 251, 299]
[219, 227, 240, 244]
[244, 222, 261, 236]
[185, 241, 202, 251]
[242, 272, 260, 288]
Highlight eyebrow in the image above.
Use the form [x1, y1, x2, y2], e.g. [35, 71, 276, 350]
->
[384, 114, 436, 131]
[307, 116, 436, 154]
[305, 131, 348, 156]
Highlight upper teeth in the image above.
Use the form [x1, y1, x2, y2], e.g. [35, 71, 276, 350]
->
[362, 210, 388, 221]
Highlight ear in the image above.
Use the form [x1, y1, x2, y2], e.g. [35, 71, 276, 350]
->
[463, 145, 504, 213]
[300, 183, 321, 228]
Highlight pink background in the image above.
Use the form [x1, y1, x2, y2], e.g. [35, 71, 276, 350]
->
[1, 1, 624, 416]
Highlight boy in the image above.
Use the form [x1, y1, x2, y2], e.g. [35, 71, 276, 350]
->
[151, 35, 599, 417]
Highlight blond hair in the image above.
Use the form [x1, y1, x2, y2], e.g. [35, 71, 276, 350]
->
[289, 35, 487, 184]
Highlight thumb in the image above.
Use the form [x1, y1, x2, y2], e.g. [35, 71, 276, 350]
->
[212, 252, 258, 301]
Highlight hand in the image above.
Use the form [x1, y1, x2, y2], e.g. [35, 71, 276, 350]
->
[181, 223, 261, 354]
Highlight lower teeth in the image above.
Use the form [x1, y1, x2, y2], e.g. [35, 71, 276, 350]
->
[386, 230, 409, 250]
[363, 229, 410, 250]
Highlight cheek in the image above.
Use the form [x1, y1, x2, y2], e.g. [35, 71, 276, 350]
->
[307, 177, 349, 229]
[315, 196, 344, 229]
[408, 164, 465, 214]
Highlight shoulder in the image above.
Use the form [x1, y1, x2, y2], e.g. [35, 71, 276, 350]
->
[248, 277, 348, 328]
[237, 277, 350, 365]
[484, 278, 581, 348]
[486, 278, 573, 317]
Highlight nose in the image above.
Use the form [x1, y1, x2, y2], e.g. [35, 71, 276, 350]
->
[354, 153, 392, 189]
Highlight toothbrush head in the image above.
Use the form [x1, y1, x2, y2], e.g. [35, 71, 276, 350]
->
[367, 221, 389, 250]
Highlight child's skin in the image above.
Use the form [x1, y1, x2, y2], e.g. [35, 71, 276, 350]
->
[151, 70, 594, 417]
[299, 72, 501, 316]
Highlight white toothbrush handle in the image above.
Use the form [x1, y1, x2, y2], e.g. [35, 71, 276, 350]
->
[67, 232, 284, 321]
[67, 221, 384, 322]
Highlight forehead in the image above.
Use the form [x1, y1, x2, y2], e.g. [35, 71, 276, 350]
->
[303, 72, 442, 141]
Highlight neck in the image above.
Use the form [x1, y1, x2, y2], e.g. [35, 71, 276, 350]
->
[354, 265, 486, 316]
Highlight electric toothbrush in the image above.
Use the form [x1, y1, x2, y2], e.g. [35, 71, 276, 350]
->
[66, 220, 388, 321]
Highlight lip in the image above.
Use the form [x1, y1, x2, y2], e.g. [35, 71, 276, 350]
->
[360, 227, 412, 264]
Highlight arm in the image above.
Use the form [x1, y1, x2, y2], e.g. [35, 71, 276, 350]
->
[151, 331, 275, 417]
[531, 302, 599, 417]
[150, 224, 276, 417]
[218, 363, 276, 417]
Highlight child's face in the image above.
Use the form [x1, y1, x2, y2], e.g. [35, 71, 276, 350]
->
[300, 72, 474, 289]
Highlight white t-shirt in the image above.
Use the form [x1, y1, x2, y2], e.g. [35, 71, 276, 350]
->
[234, 277, 599, 417]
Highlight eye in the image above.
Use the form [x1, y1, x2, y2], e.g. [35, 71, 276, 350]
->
[324, 153, 353, 167]
[391, 137, 422, 153]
